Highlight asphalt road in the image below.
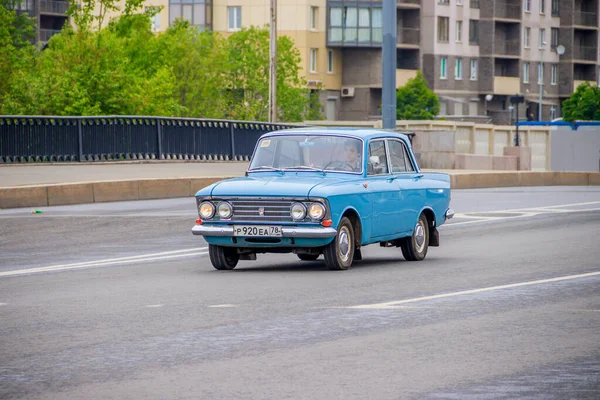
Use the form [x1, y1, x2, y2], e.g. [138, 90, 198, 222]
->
[1, 187, 599, 400]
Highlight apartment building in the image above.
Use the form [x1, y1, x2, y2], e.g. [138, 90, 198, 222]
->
[15, 0, 600, 121]
[12, 0, 70, 43]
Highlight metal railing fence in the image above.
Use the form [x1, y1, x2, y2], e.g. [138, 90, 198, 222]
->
[0, 116, 303, 163]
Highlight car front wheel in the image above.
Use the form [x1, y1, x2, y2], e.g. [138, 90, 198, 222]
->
[209, 244, 239, 270]
[324, 217, 355, 270]
[401, 213, 429, 261]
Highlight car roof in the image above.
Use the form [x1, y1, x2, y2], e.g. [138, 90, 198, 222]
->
[261, 127, 413, 142]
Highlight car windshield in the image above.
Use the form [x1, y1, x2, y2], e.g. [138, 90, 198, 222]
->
[249, 135, 364, 173]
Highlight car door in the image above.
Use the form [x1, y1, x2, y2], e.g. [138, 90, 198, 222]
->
[387, 139, 425, 233]
[366, 139, 403, 239]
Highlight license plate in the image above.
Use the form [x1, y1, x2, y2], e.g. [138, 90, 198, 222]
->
[233, 225, 283, 237]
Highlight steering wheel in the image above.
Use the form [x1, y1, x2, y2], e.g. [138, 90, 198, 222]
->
[324, 160, 355, 171]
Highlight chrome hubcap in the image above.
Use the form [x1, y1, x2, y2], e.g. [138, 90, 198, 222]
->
[414, 221, 425, 253]
[338, 227, 351, 262]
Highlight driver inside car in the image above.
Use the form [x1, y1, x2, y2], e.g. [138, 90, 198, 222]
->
[342, 140, 362, 172]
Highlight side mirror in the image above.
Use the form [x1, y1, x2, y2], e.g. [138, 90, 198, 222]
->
[369, 155, 380, 165]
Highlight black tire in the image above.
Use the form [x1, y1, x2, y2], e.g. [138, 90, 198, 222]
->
[209, 244, 239, 270]
[324, 217, 355, 270]
[401, 213, 429, 261]
[297, 254, 319, 261]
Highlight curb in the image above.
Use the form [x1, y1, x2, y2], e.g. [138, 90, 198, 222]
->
[1, 172, 599, 209]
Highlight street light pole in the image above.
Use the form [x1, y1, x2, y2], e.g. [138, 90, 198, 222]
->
[269, 0, 277, 123]
[539, 42, 545, 121]
[381, 0, 397, 129]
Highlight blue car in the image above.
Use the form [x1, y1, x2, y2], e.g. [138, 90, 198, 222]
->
[192, 128, 454, 270]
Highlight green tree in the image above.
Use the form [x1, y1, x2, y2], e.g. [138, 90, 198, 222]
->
[221, 26, 320, 122]
[0, 0, 36, 113]
[395, 71, 439, 120]
[562, 82, 600, 122]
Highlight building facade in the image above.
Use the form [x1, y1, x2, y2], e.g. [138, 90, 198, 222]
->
[17, 0, 600, 122]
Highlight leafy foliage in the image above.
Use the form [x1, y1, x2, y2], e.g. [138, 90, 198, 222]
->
[0, 0, 321, 122]
[562, 82, 600, 122]
[395, 71, 440, 120]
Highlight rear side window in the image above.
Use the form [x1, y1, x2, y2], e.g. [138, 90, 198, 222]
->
[367, 140, 389, 175]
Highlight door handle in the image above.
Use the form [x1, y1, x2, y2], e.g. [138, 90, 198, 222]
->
[415, 173, 424, 179]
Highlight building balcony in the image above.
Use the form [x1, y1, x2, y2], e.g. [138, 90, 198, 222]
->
[39, 0, 69, 14]
[39, 29, 62, 42]
[573, 80, 597, 92]
[495, 2, 521, 20]
[396, 69, 418, 88]
[397, 0, 420, 8]
[574, 11, 597, 27]
[397, 28, 420, 46]
[573, 46, 598, 62]
[493, 76, 520, 95]
[495, 40, 520, 56]
[470, 0, 480, 8]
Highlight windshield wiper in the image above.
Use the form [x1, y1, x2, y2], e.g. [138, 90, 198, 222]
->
[283, 165, 326, 175]
[248, 166, 284, 173]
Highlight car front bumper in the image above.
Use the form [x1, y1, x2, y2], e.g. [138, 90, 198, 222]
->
[191, 224, 338, 239]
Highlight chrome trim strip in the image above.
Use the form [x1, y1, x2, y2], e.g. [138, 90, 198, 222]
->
[445, 208, 455, 220]
[191, 225, 337, 239]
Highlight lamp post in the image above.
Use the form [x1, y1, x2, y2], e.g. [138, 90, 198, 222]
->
[539, 41, 546, 121]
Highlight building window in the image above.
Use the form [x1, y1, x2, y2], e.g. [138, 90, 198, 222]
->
[456, 21, 463, 42]
[439, 0, 450, 4]
[455, 59, 463, 80]
[438, 17, 449, 42]
[524, 0, 531, 12]
[551, 0, 559, 16]
[228, 6, 241, 30]
[539, 28, 545, 48]
[524, 62, 530, 83]
[469, 20, 479, 45]
[550, 105, 557, 120]
[310, 48, 317, 73]
[457, 0, 463, 5]
[470, 59, 478, 80]
[310, 6, 318, 30]
[539, 0, 545, 14]
[327, 50, 333, 73]
[538, 63, 544, 84]
[524, 27, 531, 48]
[440, 57, 447, 79]
[551, 28, 558, 51]
[470, 0, 480, 8]
[551, 64, 557, 84]
[146, 7, 160, 31]
[170, 0, 211, 29]
[327, 5, 382, 46]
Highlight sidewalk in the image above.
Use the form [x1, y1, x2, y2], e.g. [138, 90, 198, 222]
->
[0, 162, 599, 209]
[0, 162, 518, 188]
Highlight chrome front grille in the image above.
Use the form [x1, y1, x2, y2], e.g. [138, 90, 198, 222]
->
[229, 199, 295, 222]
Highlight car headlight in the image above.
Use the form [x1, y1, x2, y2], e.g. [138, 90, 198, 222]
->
[290, 202, 307, 221]
[199, 201, 215, 219]
[217, 201, 233, 219]
[308, 202, 326, 220]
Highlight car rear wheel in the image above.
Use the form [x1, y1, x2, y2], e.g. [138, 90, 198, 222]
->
[297, 254, 319, 261]
[324, 217, 354, 270]
[401, 213, 429, 261]
[209, 244, 239, 270]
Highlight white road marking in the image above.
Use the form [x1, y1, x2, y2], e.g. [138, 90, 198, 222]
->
[344, 271, 600, 309]
[207, 304, 238, 308]
[0, 249, 208, 278]
[146, 304, 165, 308]
[0, 303, 7, 306]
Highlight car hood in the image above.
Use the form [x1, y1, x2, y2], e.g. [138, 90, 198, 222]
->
[209, 175, 344, 198]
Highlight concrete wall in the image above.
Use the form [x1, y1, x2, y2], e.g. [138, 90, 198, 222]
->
[550, 125, 600, 172]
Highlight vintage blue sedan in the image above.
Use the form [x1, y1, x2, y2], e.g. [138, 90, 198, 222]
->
[192, 128, 453, 270]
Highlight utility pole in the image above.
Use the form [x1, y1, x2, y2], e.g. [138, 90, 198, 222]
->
[382, 0, 397, 129]
[269, 0, 277, 123]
